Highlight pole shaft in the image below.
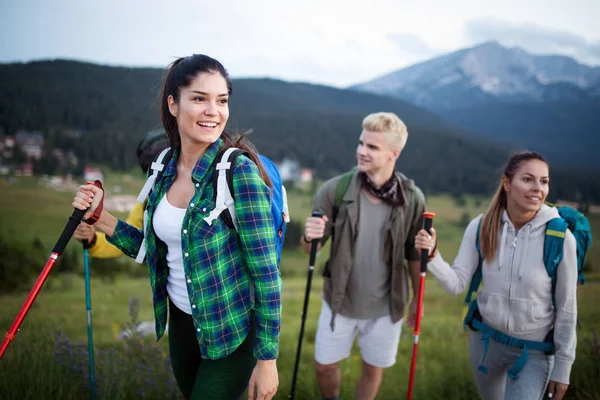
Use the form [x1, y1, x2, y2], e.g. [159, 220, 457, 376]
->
[83, 243, 96, 399]
[290, 211, 322, 399]
[407, 273, 427, 400]
[407, 212, 435, 400]
[1, 208, 85, 359]
[0, 253, 58, 359]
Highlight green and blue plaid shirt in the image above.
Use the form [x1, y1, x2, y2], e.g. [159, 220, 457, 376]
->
[108, 138, 282, 360]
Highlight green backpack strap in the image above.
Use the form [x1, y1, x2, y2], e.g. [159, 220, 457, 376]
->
[327, 169, 355, 251]
[411, 185, 421, 218]
[332, 169, 355, 223]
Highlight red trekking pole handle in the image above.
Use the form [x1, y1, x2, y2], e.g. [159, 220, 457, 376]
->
[407, 211, 435, 400]
[0, 207, 86, 359]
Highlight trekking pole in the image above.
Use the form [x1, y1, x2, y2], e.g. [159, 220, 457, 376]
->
[0, 208, 86, 359]
[289, 210, 322, 400]
[407, 212, 436, 400]
[82, 240, 96, 400]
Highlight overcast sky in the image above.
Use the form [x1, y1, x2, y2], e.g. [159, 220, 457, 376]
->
[1, 0, 599, 87]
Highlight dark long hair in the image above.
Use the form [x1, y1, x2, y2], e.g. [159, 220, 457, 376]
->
[480, 150, 548, 261]
[160, 54, 231, 148]
[159, 54, 271, 187]
[222, 130, 272, 188]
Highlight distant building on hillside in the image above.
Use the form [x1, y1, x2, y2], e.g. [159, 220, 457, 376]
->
[0, 136, 15, 159]
[15, 130, 44, 160]
[300, 168, 313, 184]
[17, 162, 33, 176]
[277, 158, 301, 182]
[83, 167, 103, 182]
[52, 149, 66, 167]
[277, 158, 314, 189]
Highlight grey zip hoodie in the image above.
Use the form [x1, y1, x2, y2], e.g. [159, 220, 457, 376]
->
[428, 204, 578, 384]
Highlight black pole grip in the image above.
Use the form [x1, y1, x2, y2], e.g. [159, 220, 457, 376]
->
[309, 210, 323, 266]
[420, 212, 436, 273]
[53, 208, 86, 255]
[423, 217, 433, 233]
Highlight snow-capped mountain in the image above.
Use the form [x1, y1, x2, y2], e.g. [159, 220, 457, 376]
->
[352, 41, 600, 109]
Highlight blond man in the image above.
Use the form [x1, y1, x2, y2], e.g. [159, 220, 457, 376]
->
[301, 112, 426, 400]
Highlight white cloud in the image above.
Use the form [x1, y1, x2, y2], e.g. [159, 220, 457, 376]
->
[385, 33, 437, 57]
[1, 0, 599, 86]
[465, 18, 600, 65]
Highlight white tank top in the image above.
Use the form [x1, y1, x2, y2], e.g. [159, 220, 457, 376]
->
[152, 195, 191, 314]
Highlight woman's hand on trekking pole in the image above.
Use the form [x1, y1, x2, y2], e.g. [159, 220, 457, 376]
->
[73, 183, 104, 221]
[74, 223, 96, 244]
[248, 359, 278, 400]
[415, 228, 437, 258]
[547, 380, 568, 399]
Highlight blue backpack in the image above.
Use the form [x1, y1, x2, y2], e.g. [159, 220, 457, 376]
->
[207, 147, 289, 266]
[135, 146, 289, 265]
[465, 204, 592, 310]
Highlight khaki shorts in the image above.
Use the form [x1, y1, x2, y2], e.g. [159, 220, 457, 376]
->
[314, 300, 403, 368]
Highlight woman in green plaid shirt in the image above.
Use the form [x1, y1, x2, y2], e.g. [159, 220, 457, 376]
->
[73, 54, 282, 400]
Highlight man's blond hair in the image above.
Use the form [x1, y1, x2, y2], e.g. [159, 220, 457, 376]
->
[362, 112, 408, 151]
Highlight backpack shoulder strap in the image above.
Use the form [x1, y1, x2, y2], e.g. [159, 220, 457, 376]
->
[412, 183, 423, 218]
[464, 218, 483, 307]
[136, 147, 172, 204]
[544, 217, 569, 276]
[544, 217, 569, 310]
[204, 147, 247, 230]
[332, 169, 355, 223]
[134, 146, 172, 264]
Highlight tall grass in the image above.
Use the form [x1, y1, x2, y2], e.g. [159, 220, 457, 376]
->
[1, 177, 599, 399]
[2, 274, 598, 399]
[0, 296, 179, 400]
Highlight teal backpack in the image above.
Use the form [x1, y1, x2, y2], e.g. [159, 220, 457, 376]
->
[464, 204, 592, 379]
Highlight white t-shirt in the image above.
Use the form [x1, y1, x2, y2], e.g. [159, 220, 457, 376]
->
[153, 195, 191, 314]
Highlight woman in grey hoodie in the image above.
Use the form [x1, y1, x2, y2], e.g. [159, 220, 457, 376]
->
[415, 151, 577, 400]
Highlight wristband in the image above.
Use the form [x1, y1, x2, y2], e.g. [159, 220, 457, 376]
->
[83, 180, 104, 225]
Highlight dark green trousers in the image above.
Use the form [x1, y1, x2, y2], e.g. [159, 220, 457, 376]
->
[168, 299, 256, 400]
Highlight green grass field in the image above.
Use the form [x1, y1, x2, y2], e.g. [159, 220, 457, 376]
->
[0, 176, 599, 399]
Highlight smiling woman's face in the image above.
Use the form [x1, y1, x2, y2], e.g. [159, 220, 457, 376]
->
[503, 159, 550, 214]
[168, 71, 230, 147]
